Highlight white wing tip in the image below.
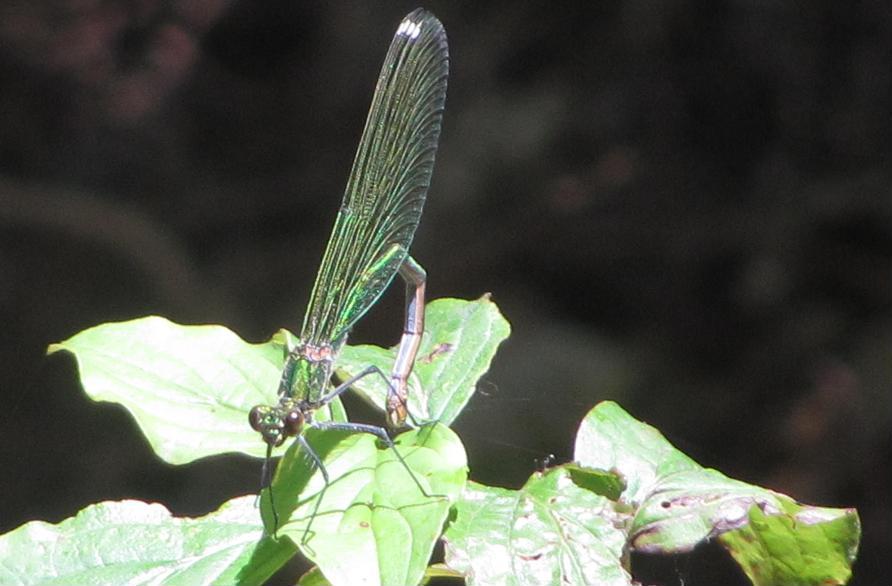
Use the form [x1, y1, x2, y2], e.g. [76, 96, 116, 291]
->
[397, 16, 423, 40]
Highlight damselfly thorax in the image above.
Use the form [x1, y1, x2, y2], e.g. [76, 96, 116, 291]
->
[249, 342, 339, 446]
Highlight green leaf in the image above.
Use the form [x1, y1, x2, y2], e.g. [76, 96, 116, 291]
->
[0, 496, 294, 586]
[719, 500, 860, 586]
[574, 400, 700, 507]
[267, 423, 468, 586]
[575, 401, 860, 586]
[47, 317, 343, 464]
[338, 296, 511, 426]
[562, 463, 627, 501]
[442, 470, 633, 586]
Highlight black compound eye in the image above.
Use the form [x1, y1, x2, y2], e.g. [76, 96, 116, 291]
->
[283, 409, 304, 437]
[248, 406, 265, 431]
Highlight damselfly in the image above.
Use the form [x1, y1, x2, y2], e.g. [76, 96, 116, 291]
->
[249, 8, 448, 539]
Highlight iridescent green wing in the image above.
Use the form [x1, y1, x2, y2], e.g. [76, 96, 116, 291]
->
[301, 9, 448, 346]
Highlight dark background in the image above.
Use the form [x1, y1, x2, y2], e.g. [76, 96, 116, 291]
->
[1, 2, 890, 584]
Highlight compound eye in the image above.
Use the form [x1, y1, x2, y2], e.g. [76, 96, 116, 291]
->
[283, 409, 304, 437]
[248, 406, 265, 431]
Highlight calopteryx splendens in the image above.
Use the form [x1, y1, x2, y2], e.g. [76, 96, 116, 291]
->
[248, 8, 448, 539]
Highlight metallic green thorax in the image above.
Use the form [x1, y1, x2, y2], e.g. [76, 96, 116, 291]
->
[282, 342, 339, 404]
[250, 342, 340, 447]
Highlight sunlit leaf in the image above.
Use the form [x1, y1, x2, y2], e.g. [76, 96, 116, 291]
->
[0, 497, 294, 586]
[48, 317, 341, 464]
[267, 424, 467, 586]
[443, 470, 632, 586]
[577, 401, 860, 586]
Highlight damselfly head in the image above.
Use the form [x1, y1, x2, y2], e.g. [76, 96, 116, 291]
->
[249, 404, 278, 446]
[249, 403, 303, 447]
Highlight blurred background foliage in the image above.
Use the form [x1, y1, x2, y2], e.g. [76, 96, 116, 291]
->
[0, 2, 888, 584]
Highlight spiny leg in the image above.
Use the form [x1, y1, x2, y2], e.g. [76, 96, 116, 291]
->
[313, 420, 436, 500]
[296, 434, 330, 545]
[317, 363, 424, 427]
[317, 364, 388, 406]
[259, 436, 330, 543]
[260, 443, 280, 535]
[388, 255, 426, 429]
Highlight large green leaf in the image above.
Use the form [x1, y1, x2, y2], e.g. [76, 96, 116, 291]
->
[338, 296, 510, 426]
[47, 316, 369, 464]
[576, 401, 860, 586]
[265, 423, 468, 586]
[0, 496, 294, 586]
[48, 317, 292, 463]
[442, 470, 633, 586]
